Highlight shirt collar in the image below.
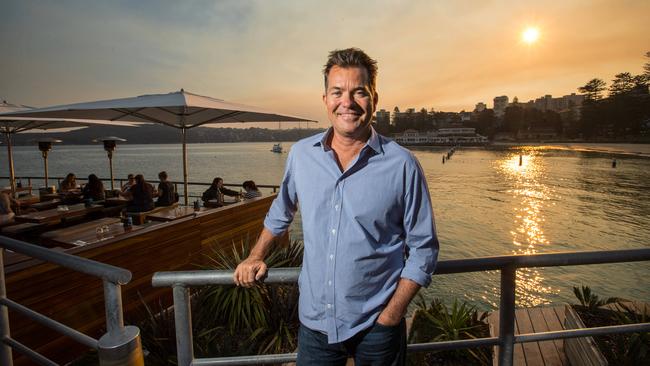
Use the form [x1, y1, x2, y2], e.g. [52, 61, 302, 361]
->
[315, 126, 383, 155]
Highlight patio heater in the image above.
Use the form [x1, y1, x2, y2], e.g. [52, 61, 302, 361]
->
[36, 138, 62, 187]
[94, 136, 126, 191]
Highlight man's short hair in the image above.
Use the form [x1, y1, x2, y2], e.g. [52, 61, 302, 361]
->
[158, 171, 167, 180]
[323, 48, 378, 94]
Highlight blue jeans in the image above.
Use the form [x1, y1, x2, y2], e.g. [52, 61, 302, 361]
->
[296, 319, 406, 366]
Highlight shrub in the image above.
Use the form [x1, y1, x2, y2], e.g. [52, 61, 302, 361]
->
[572, 285, 620, 310]
[408, 296, 491, 365]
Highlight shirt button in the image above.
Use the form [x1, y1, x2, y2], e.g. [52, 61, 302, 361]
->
[329, 254, 334, 260]
[331, 229, 336, 235]
[334, 204, 339, 210]
[328, 280, 332, 286]
[327, 304, 332, 309]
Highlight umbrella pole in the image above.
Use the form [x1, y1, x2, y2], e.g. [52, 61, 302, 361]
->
[5, 133, 16, 199]
[182, 127, 188, 205]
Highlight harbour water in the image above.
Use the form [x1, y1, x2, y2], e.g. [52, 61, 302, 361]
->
[1, 141, 648, 310]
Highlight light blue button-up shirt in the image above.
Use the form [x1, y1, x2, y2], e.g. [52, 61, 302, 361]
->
[264, 127, 439, 343]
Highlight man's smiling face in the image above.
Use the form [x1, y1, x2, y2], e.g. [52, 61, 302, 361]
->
[323, 65, 378, 139]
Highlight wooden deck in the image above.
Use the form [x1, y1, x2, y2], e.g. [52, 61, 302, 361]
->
[601, 300, 649, 315]
[487, 305, 569, 366]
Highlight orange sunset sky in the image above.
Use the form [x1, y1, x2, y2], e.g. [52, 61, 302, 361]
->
[1, 0, 648, 128]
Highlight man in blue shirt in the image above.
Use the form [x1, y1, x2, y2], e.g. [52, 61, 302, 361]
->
[234, 48, 439, 365]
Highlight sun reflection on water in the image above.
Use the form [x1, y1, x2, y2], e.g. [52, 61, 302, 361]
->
[497, 149, 559, 306]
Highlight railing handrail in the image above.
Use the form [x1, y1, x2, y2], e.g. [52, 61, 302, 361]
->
[152, 247, 650, 287]
[1, 175, 280, 190]
[0, 235, 131, 284]
[0, 236, 142, 365]
[152, 247, 650, 366]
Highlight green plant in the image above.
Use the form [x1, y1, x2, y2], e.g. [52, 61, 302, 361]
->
[610, 303, 650, 365]
[251, 282, 300, 355]
[408, 296, 491, 365]
[134, 295, 178, 365]
[196, 239, 270, 333]
[195, 237, 304, 352]
[572, 285, 621, 310]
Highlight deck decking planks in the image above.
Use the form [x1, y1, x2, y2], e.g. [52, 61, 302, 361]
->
[601, 300, 650, 315]
[487, 310, 526, 366]
[527, 307, 567, 365]
[487, 305, 568, 366]
[516, 308, 545, 365]
[539, 306, 569, 365]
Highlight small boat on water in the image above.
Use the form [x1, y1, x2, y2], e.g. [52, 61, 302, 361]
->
[271, 143, 283, 153]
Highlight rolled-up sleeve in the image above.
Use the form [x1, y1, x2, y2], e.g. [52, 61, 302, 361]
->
[264, 148, 299, 236]
[400, 156, 439, 288]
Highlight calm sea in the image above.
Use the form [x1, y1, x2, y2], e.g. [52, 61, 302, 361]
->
[2, 141, 649, 310]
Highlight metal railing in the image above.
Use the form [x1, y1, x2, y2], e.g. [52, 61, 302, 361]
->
[2, 175, 281, 198]
[152, 247, 650, 366]
[0, 235, 144, 366]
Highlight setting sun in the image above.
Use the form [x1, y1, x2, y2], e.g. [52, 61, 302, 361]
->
[522, 27, 540, 44]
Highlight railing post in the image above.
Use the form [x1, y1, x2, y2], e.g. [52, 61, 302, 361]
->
[497, 265, 516, 366]
[0, 249, 13, 366]
[97, 281, 144, 366]
[173, 284, 194, 366]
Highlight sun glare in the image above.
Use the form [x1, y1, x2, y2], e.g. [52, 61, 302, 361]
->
[522, 27, 540, 44]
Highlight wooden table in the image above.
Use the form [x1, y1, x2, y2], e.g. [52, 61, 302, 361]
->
[204, 197, 240, 208]
[147, 206, 204, 222]
[40, 217, 145, 247]
[104, 197, 131, 207]
[1, 186, 33, 196]
[29, 199, 62, 211]
[14, 203, 103, 224]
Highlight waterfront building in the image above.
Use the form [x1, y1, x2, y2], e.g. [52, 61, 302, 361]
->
[522, 93, 585, 114]
[459, 111, 472, 122]
[375, 109, 391, 129]
[474, 102, 487, 113]
[493, 96, 509, 118]
[394, 128, 488, 145]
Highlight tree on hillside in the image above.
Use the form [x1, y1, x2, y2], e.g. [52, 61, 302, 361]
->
[579, 78, 607, 101]
[471, 109, 496, 138]
[503, 105, 524, 134]
[609, 72, 637, 96]
[643, 51, 650, 81]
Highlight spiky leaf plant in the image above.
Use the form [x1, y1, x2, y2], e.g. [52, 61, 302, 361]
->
[572, 285, 621, 310]
[194, 237, 304, 354]
[408, 296, 491, 365]
[610, 303, 650, 365]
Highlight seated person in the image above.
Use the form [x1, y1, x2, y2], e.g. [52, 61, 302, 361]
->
[59, 173, 78, 192]
[121, 174, 136, 193]
[123, 174, 154, 212]
[155, 171, 177, 207]
[242, 180, 262, 199]
[82, 174, 105, 202]
[201, 177, 240, 206]
[0, 192, 16, 225]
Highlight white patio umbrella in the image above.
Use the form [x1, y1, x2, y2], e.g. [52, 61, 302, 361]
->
[1, 90, 316, 204]
[0, 101, 143, 197]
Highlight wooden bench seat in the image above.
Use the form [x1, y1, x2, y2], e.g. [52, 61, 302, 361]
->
[126, 202, 179, 225]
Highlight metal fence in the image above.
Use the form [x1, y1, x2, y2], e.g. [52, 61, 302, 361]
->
[0, 235, 144, 366]
[152, 247, 650, 366]
[2, 175, 280, 199]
